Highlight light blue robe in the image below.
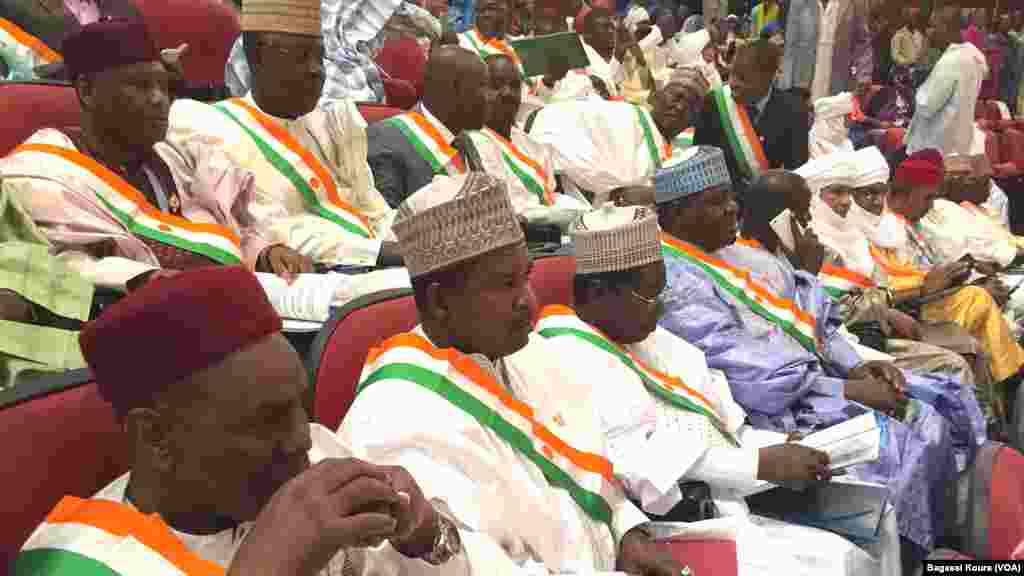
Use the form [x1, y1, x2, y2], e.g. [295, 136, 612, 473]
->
[659, 239, 985, 555]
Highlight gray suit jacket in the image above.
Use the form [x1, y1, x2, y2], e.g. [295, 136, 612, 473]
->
[366, 113, 440, 209]
[780, 0, 871, 97]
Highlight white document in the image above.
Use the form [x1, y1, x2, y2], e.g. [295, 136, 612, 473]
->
[742, 413, 882, 496]
[770, 209, 799, 253]
[256, 272, 351, 328]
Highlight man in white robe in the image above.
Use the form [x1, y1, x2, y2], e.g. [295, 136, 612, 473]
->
[167, 0, 406, 271]
[579, 1, 624, 98]
[526, 70, 708, 206]
[534, 203, 902, 575]
[905, 5, 988, 157]
[16, 265, 522, 575]
[809, 93, 856, 159]
[339, 172, 683, 575]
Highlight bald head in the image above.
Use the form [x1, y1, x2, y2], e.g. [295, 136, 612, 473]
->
[743, 170, 811, 241]
[424, 46, 489, 132]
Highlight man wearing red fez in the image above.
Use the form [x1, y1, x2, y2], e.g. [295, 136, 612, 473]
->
[883, 149, 1024, 425]
[168, 0, 411, 273]
[0, 18, 313, 293]
[15, 266, 500, 574]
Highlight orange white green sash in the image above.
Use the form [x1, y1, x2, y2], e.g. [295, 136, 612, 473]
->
[212, 98, 375, 240]
[661, 232, 820, 354]
[471, 128, 553, 206]
[819, 263, 876, 299]
[711, 84, 769, 179]
[536, 305, 740, 447]
[383, 112, 466, 177]
[868, 244, 926, 281]
[674, 127, 695, 150]
[8, 143, 243, 265]
[14, 496, 224, 576]
[358, 332, 617, 526]
[634, 105, 670, 170]
[0, 19, 62, 67]
[458, 29, 526, 77]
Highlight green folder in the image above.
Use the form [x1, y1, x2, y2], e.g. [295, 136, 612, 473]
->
[509, 32, 591, 78]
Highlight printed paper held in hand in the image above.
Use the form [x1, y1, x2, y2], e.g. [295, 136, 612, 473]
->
[255, 272, 351, 331]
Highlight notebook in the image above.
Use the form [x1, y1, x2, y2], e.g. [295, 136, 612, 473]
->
[509, 32, 590, 78]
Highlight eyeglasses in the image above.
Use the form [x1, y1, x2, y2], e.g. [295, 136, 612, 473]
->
[629, 287, 663, 307]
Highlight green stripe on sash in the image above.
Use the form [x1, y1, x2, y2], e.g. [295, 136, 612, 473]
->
[661, 240, 819, 354]
[711, 86, 751, 178]
[92, 194, 241, 265]
[212, 104, 371, 239]
[13, 549, 122, 576]
[538, 326, 740, 447]
[383, 117, 449, 175]
[634, 105, 661, 170]
[359, 362, 613, 525]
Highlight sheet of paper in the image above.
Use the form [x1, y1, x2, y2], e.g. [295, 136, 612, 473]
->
[769, 209, 797, 253]
[647, 516, 745, 542]
[255, 272, 350, 323]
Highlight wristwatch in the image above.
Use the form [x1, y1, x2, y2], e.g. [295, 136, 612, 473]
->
[422, 511, 462, 565]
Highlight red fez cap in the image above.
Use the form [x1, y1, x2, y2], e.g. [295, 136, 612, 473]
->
[80, 266, 282, 415]
[62, 18, 160, 79]
[895, 148, 944, 188]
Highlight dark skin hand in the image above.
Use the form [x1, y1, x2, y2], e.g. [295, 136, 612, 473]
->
[0, 289, 34, 323]
[758, 442, 831, 484]
[886, 309, 923, 340]
[921, 260, 972, 295]
[617, 527, 684, 575]
[847, 361, 907, 416]
[257, 244, 316, 281]
[778, 213, 825, 275]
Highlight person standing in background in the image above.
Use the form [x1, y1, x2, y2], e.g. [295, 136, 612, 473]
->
[780, 0, 873, 102]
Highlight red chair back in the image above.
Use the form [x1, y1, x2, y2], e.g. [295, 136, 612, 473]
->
[961, 442, 1024, 559]
[1000, 128, 1024, 170]
[357, 103, 406, 124]
[0, 372, 127, 566]
[376, 38, 427, 100]
[529, 255, 576, 310]
[309, 289, 418, 430]
[657, 539, 738, 576]
[0, 82, 81, 156]
[382, 78, 419, 110]
[133, 0, 240, 88]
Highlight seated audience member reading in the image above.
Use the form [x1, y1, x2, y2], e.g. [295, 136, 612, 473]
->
[15, 266, 528, 574]
[339, 172, 682, 575]
[652, 146, 967, 572]
[366, 45, 487, 209]
[167, 0, 405, 271]
[460, 53, 591, 231]
[0, 18, 311, 293]
[527, 67, 709, 207]
[536, 203, 903, 575]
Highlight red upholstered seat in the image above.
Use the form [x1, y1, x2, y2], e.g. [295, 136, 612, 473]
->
[984, 129, 1002, 166]
[529, 255, 576, 310]
[0, 82, 81, 156]
[0, 372, 126, 567]
[657, 539, 738, 576]
[133, 0, 240, 88]
[959, 442, 1024, 559]
[1000, 128, 1024, 171]
[357, 103, 406, 124]
[382, 77, 419, 110]
[376, 38, 427, 101]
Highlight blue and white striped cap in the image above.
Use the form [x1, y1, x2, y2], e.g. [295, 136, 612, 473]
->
[654, 146, 732, 205]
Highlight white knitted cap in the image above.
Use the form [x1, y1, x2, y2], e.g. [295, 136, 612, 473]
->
[850, 146, 890, 188]
[571, 203, 662, 275]
[393, 173, 524, 278]
[795, 150, 857, 194]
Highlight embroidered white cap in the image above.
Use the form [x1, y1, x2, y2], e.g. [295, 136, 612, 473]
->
[572, 203, 662, 275]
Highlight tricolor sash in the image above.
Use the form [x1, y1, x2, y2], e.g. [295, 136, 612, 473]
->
[711, 84, 769, 179]
[212, 98, 375, 240]
[459, 29, 526, 77]
[661, 232, 821, 355]
[471, 128, 553, 206]
[536, 305, 740, 447]
[358, 332, 617, 526]
[383, 112, 466, 177]
[674, 127, 695, 150]
[7, 144, 243, 265]
[634, 105, 670, 170]
[868, 244, 926, 281]
[14, 496, 224, 576]
[819, 263, 876, 299]
[0, 19, 62, 67]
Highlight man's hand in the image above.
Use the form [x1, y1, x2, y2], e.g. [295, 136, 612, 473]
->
[228, 458, 403, 576]
[922, 260, 971, 294]
[0, 289, 34, 323]
[589, 76, 612, 99]
[789, 214, 826, 275]
[617, 527, 684, 576]
[846, 361, 907, 415]
[975, 261, 1002, 276]
[757, 443, 831, 484]
[258, 245, 315, 281]
[850, 360, 907, 396]
[160, 44, 188, 100]
[384, 465, 447, 559]
[885, 309, 923, 340]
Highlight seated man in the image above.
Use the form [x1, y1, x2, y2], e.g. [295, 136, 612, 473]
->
[455, 0, 523, 74]
[167, 0, 405, 270]
[652, 146, 963, 570]
[366, 45, 487, 208]
[578, 0, 623, 99]
[527, 67, 708, 206]
[339, 173, 681, 575]
[0, 18, 311, 292]
[883, 150, 1024, 419]
[536, 203, 901, 575]
[462, 53, 591, 231]
[15, 266, 524, 574]
[694, 39, 809, 195]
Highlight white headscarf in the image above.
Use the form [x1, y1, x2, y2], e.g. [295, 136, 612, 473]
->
[845, 147, 907, 250]
[796, 151, 876, 277]
[809, 93, 855, 159]
[669, 29, 721, 87]
[624, 5, 651, 33]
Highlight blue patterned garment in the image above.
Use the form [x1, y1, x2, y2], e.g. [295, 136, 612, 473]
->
[658, 237, 984, 554]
